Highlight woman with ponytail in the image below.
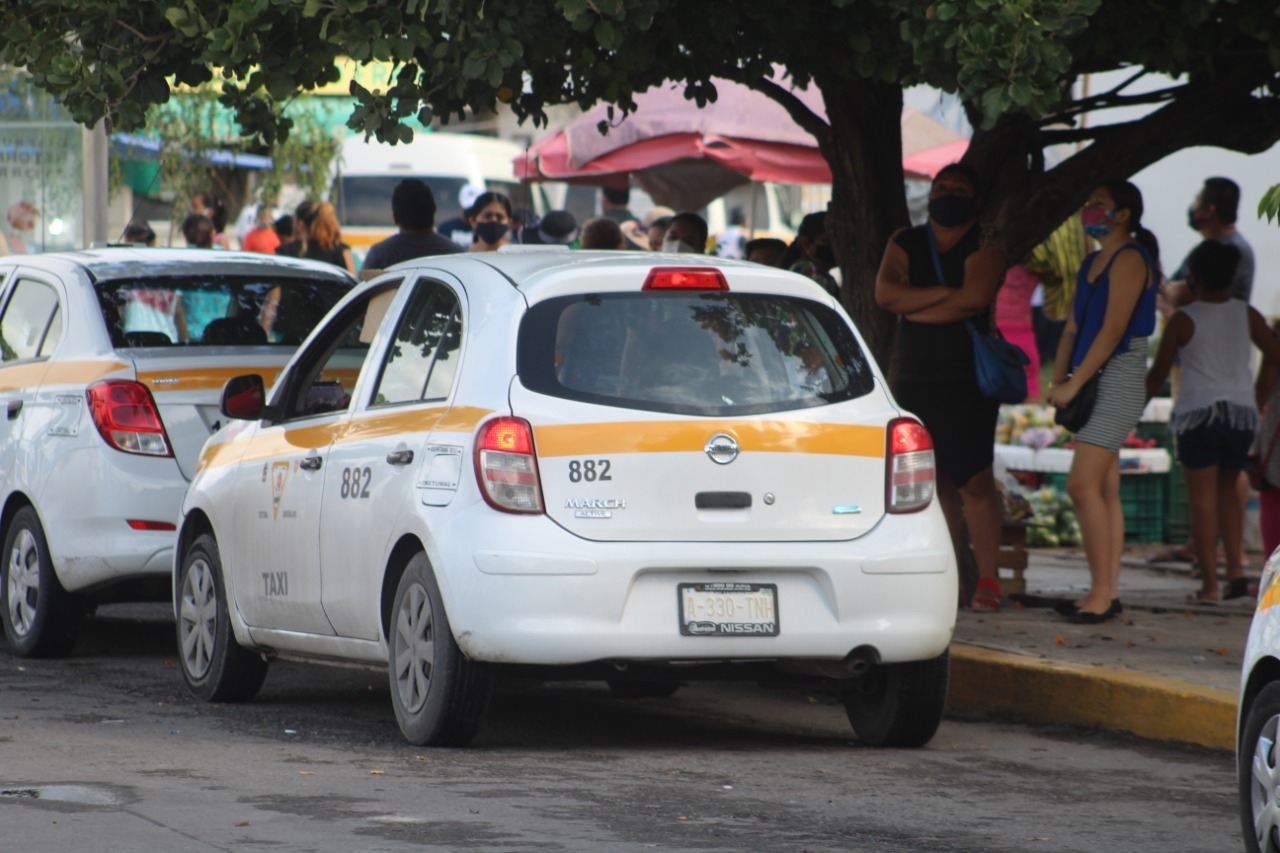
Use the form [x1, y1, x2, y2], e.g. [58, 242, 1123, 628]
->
[1048, 180, 1160, 623]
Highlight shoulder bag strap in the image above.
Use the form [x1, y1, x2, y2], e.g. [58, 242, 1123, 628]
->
[924, 225, 949, 288]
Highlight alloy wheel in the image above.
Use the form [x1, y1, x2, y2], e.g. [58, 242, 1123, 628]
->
[393, 582, 435, 714]
[179, 556, 217, 680]
[1251, 713, 1280, 852]
[6, 528, 39, 637]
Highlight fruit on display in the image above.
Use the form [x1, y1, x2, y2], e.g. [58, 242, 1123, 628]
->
[1025, 486, 1082, 547]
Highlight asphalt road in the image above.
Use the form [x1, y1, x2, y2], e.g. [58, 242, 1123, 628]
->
[0, 604, 1243, 853]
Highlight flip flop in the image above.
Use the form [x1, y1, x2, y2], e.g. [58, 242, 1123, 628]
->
[1186, 592, 1220, 606]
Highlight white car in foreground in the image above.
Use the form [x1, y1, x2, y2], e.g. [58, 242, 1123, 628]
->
[1238, 551, 1280, 852]
[175, 250, 957, 746]
[0, 249, 354, 657]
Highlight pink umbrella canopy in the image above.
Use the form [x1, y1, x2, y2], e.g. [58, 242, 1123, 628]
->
[514, 78, 967, 209]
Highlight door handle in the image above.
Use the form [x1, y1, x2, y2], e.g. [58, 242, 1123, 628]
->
[299, 455, 322, 471]
[386, 450, 414, 466]
[6, 399, 21, 420]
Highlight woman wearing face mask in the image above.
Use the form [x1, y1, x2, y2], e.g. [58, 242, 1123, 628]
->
[784, 212, 839, 298]
[1048, 180, 1160, 623]
[875, 163, 1007, 612]
[466, 192, 513, 253]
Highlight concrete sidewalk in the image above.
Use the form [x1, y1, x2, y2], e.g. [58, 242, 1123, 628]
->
[946, 545, 1254, 751]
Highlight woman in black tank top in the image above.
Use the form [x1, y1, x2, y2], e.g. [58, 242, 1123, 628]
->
[875, 163, 1007, 612]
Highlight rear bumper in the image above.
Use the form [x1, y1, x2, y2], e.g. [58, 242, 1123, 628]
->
[30, 446, 185, 593]
[433, 503, 957, 667]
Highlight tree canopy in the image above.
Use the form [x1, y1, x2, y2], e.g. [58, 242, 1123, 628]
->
[4, 0, 1280, 357]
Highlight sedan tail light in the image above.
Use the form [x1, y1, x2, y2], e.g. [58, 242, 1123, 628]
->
[886, 417, 934, 513]
[474, 417, 544, 514]
[86, 380, 173, 457]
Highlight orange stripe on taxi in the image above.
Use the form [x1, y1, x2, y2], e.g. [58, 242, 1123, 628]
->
[138, 366, 286, 392]
[533, 422, 886, 458]
[0, 360, 129, 392]
[195, 406, 495, 471]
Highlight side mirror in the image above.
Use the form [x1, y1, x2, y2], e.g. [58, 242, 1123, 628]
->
[220, 374, 266, 420]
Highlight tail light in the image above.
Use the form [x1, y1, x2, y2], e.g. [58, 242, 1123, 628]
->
[886, 417, 934, 513]
[86, 380, 173, 457]
[475, 417, 544, 514]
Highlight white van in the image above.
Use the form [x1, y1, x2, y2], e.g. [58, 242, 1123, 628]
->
[330, 132, 547, 260]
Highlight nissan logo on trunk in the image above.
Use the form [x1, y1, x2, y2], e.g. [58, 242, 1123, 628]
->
[704, 433, 740, 465]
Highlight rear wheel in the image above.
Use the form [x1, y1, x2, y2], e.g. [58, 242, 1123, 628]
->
[843, 652, 949, 748]
[389, 554, 493, 746]
[176, 534, 267, 702]
[2, 506, 82, 657]
[1240, 681, 1280, 853]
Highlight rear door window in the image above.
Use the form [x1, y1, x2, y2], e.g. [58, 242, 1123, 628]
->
[0, 279, 61, 362]
[370, 280, 462, 406]
[518, 292, 875, 417]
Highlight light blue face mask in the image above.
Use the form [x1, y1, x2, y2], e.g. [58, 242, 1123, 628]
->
[662, 238, 699, 254]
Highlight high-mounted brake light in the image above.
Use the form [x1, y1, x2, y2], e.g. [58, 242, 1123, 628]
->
[474, 417, 544, 514]
[86, 380, 173, 457]
[886, 417, 935, 514]
[642, 267, 729, 291]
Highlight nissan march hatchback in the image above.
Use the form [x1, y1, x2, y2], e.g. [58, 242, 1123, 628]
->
[0, 249, 354, 657]
[175, 250, 957, 746]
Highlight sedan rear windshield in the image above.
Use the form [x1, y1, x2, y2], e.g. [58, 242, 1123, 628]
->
[518, 292, 876, 417]
[96, 275, 352, 348]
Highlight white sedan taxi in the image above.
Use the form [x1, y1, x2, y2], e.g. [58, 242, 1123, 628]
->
[1238, 552, 1280, 852]
[0, 249, 354, 657]
[176, 250, 957, 746]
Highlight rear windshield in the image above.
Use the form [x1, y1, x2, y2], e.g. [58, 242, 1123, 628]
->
[96, 275, 352, 348]
[518, 292, 875, 416]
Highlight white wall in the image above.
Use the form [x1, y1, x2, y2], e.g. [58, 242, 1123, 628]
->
[1131, 147, 1280, 316]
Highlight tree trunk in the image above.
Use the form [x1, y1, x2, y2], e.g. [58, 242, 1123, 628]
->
[816, 79, 910, 371]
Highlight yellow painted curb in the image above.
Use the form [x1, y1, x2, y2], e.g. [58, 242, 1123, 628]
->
[947, 643, 1237, 752]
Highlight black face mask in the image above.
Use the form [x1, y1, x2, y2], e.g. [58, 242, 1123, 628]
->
[1187, 206, 1200, 232]
[474, 221, 509, 244]
[928, 194, 978, 227]
[813, 243, 836, 269]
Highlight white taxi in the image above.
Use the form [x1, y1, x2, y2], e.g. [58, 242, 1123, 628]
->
[176, 250, 957, 746]
[1238, 552, 1280, 852]
[0, 249, 354, 657]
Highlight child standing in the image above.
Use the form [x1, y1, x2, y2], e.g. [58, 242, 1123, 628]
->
[1146, 241, 1280, 602]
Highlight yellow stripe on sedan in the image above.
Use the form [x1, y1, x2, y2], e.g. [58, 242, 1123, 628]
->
[533, 421, 886, 458]
[195, 405, 495, 470]
[138, 366, 286, 392]
[0, 359, 129, 392]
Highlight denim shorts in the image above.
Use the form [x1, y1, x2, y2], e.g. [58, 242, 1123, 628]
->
[1177, 421, 1255, 471]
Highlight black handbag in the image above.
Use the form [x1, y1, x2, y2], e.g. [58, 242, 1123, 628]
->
[925, 226, 1029, 404]
[1053, 371, 1100, 433]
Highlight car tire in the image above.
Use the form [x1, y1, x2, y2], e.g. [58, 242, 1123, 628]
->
[388, 553, 493, 746]
[843, 651, 950, 748]
[176, 533, 267, 702]
[2, 506, 83, 657]
[606, 679, 682, 699]
[1240, 681, 1280, 853]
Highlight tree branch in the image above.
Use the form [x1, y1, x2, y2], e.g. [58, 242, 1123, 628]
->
[1037, 82, 1188, 128]
[735, 72, 832, 148]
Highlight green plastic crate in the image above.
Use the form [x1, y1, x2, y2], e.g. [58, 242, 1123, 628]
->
[1044, 470, 1169, 544]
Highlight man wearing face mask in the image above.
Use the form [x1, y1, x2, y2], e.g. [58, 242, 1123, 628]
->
[875, 162, 1008, 614]
[661, 212, 708, 255]
[785, 212, 839, 298]
[1160, 177, 1254, 317]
